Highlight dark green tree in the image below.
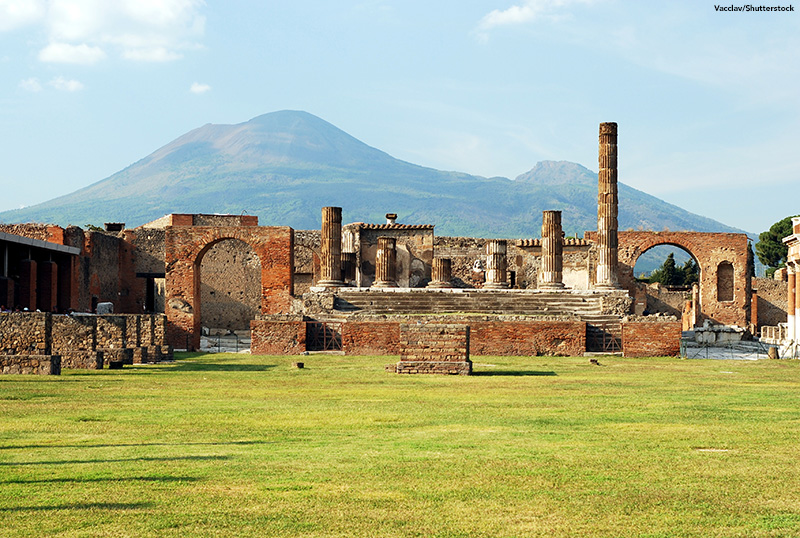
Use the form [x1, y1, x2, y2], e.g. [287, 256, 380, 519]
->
[648, 253, 699, 287]
[756, 216, 798, 277]
[680, 258, 699, 286]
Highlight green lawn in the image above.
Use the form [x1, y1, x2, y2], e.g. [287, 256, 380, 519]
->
[1, 353, 800, 537]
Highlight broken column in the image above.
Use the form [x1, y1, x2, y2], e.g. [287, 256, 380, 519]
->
[318, 206, 344, 287]
[595, 122, 620, 289]
[341, 229, 356, 283]
[484, 240, 509, 289]
[428, 258, 452, 288]
[539, 210, 565, 289]
[373, 237, 398, 288]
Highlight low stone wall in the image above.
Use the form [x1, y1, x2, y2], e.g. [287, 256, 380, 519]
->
[622, 321, 682, 357]
[395, 323, 471, 375]
[469, 320, 585, 356]
[0, 312, 170, 369]
[0, 355, 61, 375]
[341, 322, 401, 355]
[250, 320, 306, 355]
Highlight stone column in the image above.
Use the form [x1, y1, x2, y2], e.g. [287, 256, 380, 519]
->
[539, 210, 565, 289]
[788, 265, 796, 342]
[484, 240, 509, 289]
[595, 122, 620, 289]
[318, 206, 344, 287]
[373, 237, 398, 288]
[795, 264, 800, 345]
[428, 258, 452, 288]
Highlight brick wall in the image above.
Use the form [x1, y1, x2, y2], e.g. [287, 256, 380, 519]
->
[341, 321, 401, 355]
[622, 321, 682, 357]
[469, 320, 585, 356]
[396, 323, 471, 375]
[250, 320, 306, 355]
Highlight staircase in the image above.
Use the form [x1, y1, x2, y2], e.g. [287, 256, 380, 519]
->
[334, 290, 605, 317]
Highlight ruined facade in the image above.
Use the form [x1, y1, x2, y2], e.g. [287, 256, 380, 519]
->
[0, 122, 761, 367]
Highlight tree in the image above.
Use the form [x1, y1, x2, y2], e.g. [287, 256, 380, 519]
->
[648, 253, 699, 287]
[756, 216, 798, 277]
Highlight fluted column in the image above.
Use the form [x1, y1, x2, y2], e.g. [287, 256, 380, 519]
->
[484, 240, 509, 289]
[373, 237, 398, 288]
[318, 206, 344, 286]
[595, 122, 620, 289]
[539, 210, 565, 289]
[428, 258, 452, 288]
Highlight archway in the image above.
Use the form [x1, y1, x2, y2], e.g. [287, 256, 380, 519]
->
[616, 231, 750, 326]
[632, 244, 699, 318]
[165, 225, 294, 350]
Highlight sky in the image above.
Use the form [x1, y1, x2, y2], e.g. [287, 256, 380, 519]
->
[0, 0, 798, 234]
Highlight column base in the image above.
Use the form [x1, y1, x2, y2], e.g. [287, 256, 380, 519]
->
[372, 281, 398, 288]
[483, 282, 510, 289]
[538, 282, 566, 290]
[316, 280, 345, 287]
[427, 281, 452, 289]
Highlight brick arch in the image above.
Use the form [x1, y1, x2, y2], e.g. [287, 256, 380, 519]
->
[165, 226, 294, 350]
[616, 231, 749, 326]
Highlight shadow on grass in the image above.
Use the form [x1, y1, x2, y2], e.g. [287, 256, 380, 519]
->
[0, 502, 152, 512]
[1, 475, 200, 485]
[472, 370, 557, 376]
[0, 455, 230, 466]
[0, 440, 266, 451]
[169, 361, 276, 372]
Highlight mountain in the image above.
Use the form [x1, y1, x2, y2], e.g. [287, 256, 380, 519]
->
[0, 110, 744, 238]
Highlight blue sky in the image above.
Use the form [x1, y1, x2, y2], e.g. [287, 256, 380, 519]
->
[1, 0, 798, 233]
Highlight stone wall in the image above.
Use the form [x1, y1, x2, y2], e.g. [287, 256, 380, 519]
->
[250, 319, 306, 355]
[0, 312, 169, 369]
[434, 237, 592, 289]
[622, 321, 682, 357]
[0, 355, 60, 375]
[294, 230, 321, 295]
[0, 312, 50, 354]
[753, 277, 787, 329]
[640, 283, 689, 317]
[199, 238, 261, 331]
[395, 323, 471, 375]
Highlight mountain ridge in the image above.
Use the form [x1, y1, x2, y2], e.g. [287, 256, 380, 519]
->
[0, 110, 746, 238]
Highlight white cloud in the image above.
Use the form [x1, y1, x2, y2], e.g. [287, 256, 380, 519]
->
[39, 42, 106, 64]
[476, 0, 596, 41]
[49, 76, 84, 91]
[0, 0, 45, 32]
[1, 0, 205, 63]
[190, 82, 211, 94]
[19, 78, 42, 92]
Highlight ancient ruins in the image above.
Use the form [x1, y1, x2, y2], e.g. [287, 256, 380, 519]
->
[1, 122, 789, 374]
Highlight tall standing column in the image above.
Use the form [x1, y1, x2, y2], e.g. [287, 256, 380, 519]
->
[373, 237, 398, 288]
[428, 258, 452, 288]
[318, 206, 344, 287]
[595, 122, 620, 289]
[539, 210, 565, 289]
[788, 265, 796, 342]
[484, 240, 509, 289]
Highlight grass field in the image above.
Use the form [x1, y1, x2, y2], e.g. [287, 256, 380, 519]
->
[2, 353, 800, 537]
